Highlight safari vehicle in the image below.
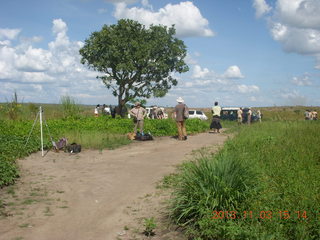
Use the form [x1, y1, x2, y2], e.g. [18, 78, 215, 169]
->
[188, 110, 208, 120]
[220, 107, 259, 123]
[220, 107, 239, 121]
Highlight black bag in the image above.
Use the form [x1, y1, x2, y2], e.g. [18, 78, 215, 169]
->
[66, 143, 81, 153]
[135, 133, 153, 141]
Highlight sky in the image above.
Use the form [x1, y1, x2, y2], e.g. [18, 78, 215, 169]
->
[0, 0, 320, 107]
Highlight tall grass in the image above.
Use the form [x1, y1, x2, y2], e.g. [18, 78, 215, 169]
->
[0, 91, 22, 120]
[171, 152, 258, 225]
[170, 121, 320, 239]
[60, 95, 82, 119]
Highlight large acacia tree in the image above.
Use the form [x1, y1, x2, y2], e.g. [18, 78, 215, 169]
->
[79, 19, 189, 116]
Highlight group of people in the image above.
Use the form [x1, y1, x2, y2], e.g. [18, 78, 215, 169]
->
[305, 110, 318, 120]
[127, 98, 222, 141]
[236, 108, 262, 124]
[94, 104, 116, 118]
[128, 97, 190, 140]
[149, 106, 166, 119]
[101, 98, 267, 141]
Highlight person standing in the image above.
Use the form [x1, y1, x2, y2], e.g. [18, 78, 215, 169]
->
[257, 109, 262, 123]
[103, 104, 111, 115]
[129, 102, 147, 134]
[247, 107, 252, 124]
[174, 97, 188, 140]
[311, 110, 318, 120]
[210, 102, 222, 133]
[237, 108, 243, 125]
[94, 104, 100, 117]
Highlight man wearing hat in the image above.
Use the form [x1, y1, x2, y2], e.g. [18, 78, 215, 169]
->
[174, 97, 188, 140]
[129, 102, 147, 134]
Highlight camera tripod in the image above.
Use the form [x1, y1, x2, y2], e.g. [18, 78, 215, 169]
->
[25, 106, 56, 157]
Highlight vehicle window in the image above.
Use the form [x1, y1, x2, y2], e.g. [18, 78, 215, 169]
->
[189, 111, 195, 114]
[196, 111, 202, 114]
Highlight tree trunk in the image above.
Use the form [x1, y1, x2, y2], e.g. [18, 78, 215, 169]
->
[117, 96, 126, 118]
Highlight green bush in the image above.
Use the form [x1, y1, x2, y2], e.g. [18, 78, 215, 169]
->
[0, 156, 19, 186]
[171, 151, 258, 237]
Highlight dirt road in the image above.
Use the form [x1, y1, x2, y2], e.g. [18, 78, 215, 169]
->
[0, 132, 228, 240]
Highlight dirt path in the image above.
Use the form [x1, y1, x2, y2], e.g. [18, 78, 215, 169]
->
[0, 132, 228, 240]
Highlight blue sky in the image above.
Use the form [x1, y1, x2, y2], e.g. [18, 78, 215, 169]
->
[0, 0, 319, 107]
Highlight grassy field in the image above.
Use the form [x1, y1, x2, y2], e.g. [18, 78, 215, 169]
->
[0, 113, 209, 187]
[1, 99, 320, 239]
[169, 120, 320, 240]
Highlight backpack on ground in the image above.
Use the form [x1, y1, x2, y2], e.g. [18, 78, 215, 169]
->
[135, 133, 153, 141]
[65, 143, 81, 153]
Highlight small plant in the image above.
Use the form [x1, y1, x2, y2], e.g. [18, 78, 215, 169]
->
[19, 223, 31, 228]
[28, 103, 38, 117]
[143, 217, 157, 236]
[6, 186, 15, 195]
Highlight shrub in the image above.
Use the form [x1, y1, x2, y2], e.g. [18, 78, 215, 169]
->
[60, 95, 82, 119]
[0, 157, 19, 186]
[171, 151, 258, 228]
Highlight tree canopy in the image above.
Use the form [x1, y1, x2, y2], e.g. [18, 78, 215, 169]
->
[79, 19, 189, 116]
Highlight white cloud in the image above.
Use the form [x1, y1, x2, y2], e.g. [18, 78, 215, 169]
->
[315, 55, 320, 69]
[222, 65, 244, 79]
[270, 22, 320, 55]
[0, 28, 21, 40]
[234, 84, 260, 93]
[15, 46, 52, 72]
[21, 72, 55, 83]
[141, 0, 152, 9]
[0, 40, 11, 46]
[184, 53, 198, 65]
[292, 74, 312, 86]
[275, 0, 320, 30]
[50, 19, 69, 48]
[267, 0, 320, 68]
[0, 20, 112, 104]
[114, 1, 214, 38]
[281, 90, 307, 105]
[253, 0, 272, 18]
[192, 65, 211, 79]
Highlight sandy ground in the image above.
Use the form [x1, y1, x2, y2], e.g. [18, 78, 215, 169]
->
[0, 132, 228, 240]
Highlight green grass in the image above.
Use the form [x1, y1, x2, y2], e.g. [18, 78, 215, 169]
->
[61, 130, 131, 150]
[170, 120, 320, 240]
[0, 116, 209, 188]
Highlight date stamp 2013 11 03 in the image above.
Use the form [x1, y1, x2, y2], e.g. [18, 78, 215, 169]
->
[211, 210, 309, 220]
